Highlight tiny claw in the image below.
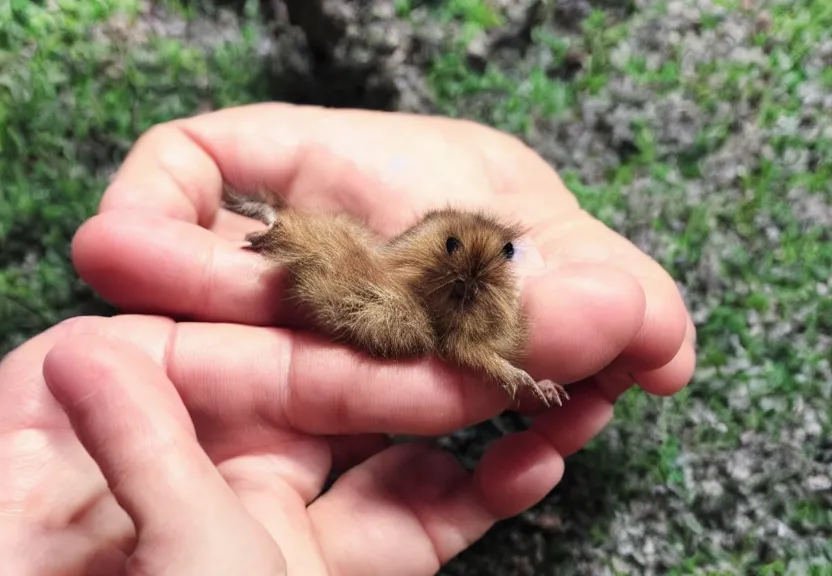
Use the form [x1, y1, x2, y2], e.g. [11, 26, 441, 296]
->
[532, 379, 569, 408]
[497, 363, 569, 408]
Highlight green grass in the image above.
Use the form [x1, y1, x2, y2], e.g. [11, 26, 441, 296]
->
[0, 0, 272, 355]
[397, 0, 503, 29]
[423, 0, 832, 572]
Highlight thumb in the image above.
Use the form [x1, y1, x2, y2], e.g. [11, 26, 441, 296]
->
[42, 333, 284, 576]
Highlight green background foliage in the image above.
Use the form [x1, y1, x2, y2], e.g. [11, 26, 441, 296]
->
[1, 0, 272, 352]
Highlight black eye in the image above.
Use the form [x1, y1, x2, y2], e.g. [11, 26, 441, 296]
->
[502, 242, 515, 259]
[446, 236, 461, 254]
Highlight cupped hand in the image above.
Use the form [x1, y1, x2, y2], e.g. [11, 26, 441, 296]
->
[1, 314, 607, 575]
[24, 331, 287, 575]
[73, 103, 695, 395]
[0, 104, 696, 575]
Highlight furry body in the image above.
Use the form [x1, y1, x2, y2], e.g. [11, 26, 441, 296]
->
[223, 190, 568, 407]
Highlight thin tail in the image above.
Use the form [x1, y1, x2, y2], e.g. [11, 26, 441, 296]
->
[221, 183, 284, 226]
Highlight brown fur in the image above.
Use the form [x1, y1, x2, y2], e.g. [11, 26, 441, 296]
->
[223, 192, 568, 407]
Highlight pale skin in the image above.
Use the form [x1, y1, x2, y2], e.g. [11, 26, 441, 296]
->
[0, 104, 697, 575]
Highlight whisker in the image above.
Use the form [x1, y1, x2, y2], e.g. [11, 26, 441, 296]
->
[425, 276, 457, 296]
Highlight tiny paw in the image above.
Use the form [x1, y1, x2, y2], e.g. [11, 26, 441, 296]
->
[531, 379, 570, 407]
[503, 365, 569, 408]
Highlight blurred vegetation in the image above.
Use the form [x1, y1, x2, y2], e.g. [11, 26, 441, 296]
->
[417, 1, 832, 573]
[0, 0, 272, 355]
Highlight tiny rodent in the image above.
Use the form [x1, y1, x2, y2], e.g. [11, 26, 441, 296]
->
[222, 188, 568, 407]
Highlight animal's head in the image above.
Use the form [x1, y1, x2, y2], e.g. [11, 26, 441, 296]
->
[403, 209, 525, 331]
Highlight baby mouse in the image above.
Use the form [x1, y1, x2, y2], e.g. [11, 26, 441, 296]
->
[222, 189, 569, 408]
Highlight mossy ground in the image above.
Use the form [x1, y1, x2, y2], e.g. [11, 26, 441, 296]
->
[1, 0, 830, 574]
[1, 0, 273, 352]
[424, 1, 831, 574]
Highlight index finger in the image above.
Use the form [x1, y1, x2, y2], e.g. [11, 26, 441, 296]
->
[100, 103, 557, 234]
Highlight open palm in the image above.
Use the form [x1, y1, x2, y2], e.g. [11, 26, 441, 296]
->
[0, 104, 695, 574]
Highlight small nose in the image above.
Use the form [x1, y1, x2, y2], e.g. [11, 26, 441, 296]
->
[452, 279, 467, 299]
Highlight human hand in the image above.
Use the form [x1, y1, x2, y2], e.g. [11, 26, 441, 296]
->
[0, 312, 636, 575]
[73, 103, 696, 399]
[0, 104, 696, 574]
[9, 331, 287, 575]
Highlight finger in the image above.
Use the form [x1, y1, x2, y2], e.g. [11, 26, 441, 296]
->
[210, 208, 267, 241]
[308, 443, 472, 575]
[305, 443, 545, 575]
[80, 103, 583, 313]
[74, 212, 646, 386]
[99, 116, 223, 226]
[616, 274, 689, 372]
[632, 341, 696, 396]
[98, 104, 517, 231]
[685, 312, 698, 346]
[41, 334, 225, 526]
[72, 212, 290, 325]
[165, 279, 643, 440]
[605, 312, 696, 397]
[41, 333, 283, 573]
[167, 322, 509, 437]
[0, 314, 174, 431]
[593, 268, 691, 395]
[537, 216, 690, 380]
[328, 434, 393, 474]
[309, 436, 563, 575]
[472, 430, 564, 519]
[527, 381, 617, 458]
[522, 263, 645, 383]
